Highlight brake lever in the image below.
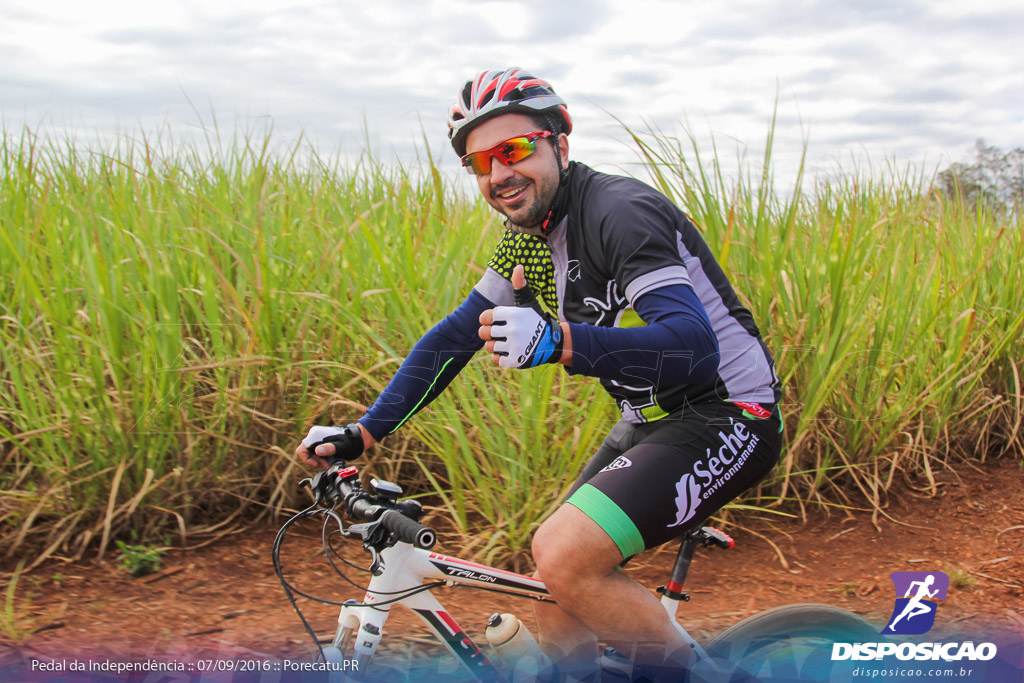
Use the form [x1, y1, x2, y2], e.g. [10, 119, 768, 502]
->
[300, 468, 348, 507]
[342, 519, 392, 575]
[298, 476, 323, 505]
[344, 520, 386, 544]
[366, 545, 384, 576]
[343, 522, 387, 574]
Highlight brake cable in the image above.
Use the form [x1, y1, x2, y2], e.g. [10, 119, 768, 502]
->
[273, 503, 446, 658]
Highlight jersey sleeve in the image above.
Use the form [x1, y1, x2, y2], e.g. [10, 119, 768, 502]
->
[358, 288, 491, 442]
[473, 267, 515, 307]
[566, 284, 720, 387]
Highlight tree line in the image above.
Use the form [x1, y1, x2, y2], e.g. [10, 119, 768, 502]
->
[936, 139, 1023, 211]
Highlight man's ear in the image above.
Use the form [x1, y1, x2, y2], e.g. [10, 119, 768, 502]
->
[557, 133, 569, 170]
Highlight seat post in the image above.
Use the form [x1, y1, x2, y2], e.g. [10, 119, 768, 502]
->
[659, 527, 702, 603]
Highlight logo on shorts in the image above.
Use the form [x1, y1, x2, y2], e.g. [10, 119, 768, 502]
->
[599, 456, 632, 473]
[668, 418, 759, 528]
[882, 572, 949, 635]
[669, 474, 703, 528]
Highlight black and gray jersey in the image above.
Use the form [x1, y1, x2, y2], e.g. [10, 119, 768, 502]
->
[474, 162, 781, 424]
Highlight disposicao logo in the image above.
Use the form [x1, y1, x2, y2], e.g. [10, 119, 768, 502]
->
[831, 570, 998, 663]
[881, 571, 949, 635]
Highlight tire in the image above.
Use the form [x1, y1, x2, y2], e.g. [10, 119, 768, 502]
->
[320, 644, 354, 683]
[318, 627, 419, 683]
[316, 626, 374, 683]
[689, 603, 878, 682]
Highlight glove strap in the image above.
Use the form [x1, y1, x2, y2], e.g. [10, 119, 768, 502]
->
[526, 312, 564, 367]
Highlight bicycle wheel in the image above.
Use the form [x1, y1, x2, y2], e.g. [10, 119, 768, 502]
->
[690, 603, 878, 683]
[317, 625, 363, 683]
[319, 645, 352, 683]
[317, 625, 418, 683]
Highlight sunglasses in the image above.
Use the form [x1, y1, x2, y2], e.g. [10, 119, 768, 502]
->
[461, 131, 553, 175]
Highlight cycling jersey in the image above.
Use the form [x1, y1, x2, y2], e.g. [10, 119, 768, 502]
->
[356, 161, 783, 554]
[475, 161, 781, 424]
[360, 162, 780, 439]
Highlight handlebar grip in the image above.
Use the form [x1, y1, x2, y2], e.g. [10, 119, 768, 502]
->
[378, 509, 436, 549]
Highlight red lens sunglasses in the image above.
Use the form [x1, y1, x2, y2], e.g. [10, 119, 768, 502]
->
[461, 131, 552, 174]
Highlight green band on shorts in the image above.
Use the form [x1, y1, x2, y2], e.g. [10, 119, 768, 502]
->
[566, 483, 645, 558]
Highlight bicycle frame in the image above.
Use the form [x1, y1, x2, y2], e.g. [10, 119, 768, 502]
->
[288, 467, 877, 682]
[330, 540, 710, 680]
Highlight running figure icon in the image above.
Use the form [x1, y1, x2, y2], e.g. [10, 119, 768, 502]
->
[882, 571, 949, 635]
[888, 575, 938, 630]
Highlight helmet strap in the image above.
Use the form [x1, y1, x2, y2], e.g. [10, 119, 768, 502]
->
[539, 113, 570, 236]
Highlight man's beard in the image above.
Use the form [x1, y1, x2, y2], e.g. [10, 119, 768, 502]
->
[505, 214, 549, 235]
[495, 182, 555, 236]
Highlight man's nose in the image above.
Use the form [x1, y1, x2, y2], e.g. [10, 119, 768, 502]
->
[488, 155, 515, 183]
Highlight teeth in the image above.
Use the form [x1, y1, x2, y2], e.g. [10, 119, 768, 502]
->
[499, 186, 526, 199]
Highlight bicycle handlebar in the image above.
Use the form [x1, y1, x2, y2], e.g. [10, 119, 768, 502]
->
[305, 459, 436, 550]
[378, 509, 437, 549]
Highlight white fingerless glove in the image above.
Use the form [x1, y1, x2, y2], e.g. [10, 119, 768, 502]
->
[491, 281, 565, 370]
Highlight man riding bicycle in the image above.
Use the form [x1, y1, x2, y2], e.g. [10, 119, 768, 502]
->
[296, 67, 783, 679]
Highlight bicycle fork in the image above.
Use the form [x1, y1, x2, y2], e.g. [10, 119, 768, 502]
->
[329, 543, 505, 680]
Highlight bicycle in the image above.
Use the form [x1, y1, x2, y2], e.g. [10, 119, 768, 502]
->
[274, 458, 879, 682]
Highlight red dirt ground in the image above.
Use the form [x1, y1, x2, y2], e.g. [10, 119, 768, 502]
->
[2, 457, 1023, 676]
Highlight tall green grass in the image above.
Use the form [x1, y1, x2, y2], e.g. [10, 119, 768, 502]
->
[1, 121, 1021, 570]
[630, 121, 1024, 521]
[0, 125, 612, 568]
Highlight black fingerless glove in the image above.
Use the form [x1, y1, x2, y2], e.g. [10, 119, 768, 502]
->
[306, 423, 365, 461]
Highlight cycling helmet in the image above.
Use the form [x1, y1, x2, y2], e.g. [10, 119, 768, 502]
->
[447, 68, 573, 156]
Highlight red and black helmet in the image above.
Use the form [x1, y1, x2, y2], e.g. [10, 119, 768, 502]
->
[447, 68, 573, 156]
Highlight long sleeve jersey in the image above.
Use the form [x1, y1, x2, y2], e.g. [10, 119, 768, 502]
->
[359, 162, 780, 441]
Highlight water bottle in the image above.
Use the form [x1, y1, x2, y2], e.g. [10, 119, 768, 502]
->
[485, 613, 546, 680]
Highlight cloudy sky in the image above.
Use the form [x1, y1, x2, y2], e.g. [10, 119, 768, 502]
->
[3, 0, 1022, 190]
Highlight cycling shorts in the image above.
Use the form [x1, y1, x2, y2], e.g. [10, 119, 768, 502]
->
[565, 401, 782, 558]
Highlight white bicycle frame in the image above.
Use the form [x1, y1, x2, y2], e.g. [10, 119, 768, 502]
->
[329, 540, 710, 680]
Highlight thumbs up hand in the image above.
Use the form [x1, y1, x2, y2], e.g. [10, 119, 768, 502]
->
[478, 265, 568, 369]
[511, 264, 544, 312]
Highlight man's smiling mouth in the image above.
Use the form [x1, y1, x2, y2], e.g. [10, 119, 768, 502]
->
[495, 183, 529, 201]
